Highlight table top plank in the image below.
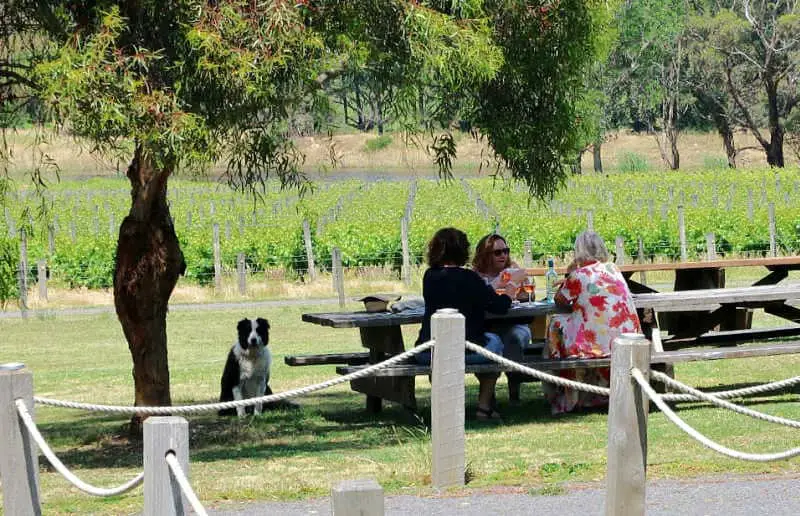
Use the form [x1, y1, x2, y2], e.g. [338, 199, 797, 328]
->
[525, 256, 800, 275]
[303, 285, 800, 328]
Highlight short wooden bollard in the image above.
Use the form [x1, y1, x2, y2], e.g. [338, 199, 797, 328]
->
[144, 417, 190, 516]
[430, 308, 465, 488]
[331, 478, 384, 516]
[606, 334, 651, 516]
[0, 363, 41, 516]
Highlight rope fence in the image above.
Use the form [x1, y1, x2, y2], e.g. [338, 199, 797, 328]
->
[632, 368, 800, 462]
[33, 340, 433, 415]
[15, 399, 145, 496]
[165, 453, 208, 516]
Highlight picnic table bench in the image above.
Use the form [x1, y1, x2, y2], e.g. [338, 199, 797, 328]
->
[293, 283, 800, 412]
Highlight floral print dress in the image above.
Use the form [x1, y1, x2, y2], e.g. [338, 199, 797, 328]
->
[545, 260, 641, 414]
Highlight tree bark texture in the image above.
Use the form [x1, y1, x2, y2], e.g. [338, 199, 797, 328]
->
[114, 145, 186, 435]
[765, 79, 785, 167]
[592, 140, 603, 173]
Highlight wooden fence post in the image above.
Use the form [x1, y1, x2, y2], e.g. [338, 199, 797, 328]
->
[237, 253, 246, 296]
[401, 216, 411, 287]
[37, 260, 47, 302]
[430, 308, 465, 488]
[302, 219, 317, 281]
[605, 334, 650, 516]
[677, 205, 687, 262]
[523, 240, 532, 269]
[212, 223, 221, 290]
[144, 416, 189, 516]
[615, 236, 625, 266]
[332, 247, 345, 308]
[0, 363, 41, 516]
[768, 203, 777, 257]
[18, 229, 28, 316]
[637, 238, 647, 285]
[706, 233, 717, 261]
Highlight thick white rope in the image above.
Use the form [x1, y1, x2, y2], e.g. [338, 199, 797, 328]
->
[33, 341, 434, 415]
[651, 371, 800, 429]
[661, 375, 800, 403]
[15, 400, 144, 496]
[464, 341, 610, 396]
[631, 369, 800, 462]
[165, 453, 208, 516]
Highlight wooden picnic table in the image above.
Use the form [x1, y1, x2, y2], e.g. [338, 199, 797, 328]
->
[528, 256, 800, 337]
[297, 284, 800, 412]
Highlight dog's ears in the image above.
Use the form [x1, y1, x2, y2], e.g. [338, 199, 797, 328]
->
[256, 318, 270, 330]
[237, 318, 251, 332]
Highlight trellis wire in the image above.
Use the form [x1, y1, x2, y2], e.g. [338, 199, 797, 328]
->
[15, 400, 144, 496]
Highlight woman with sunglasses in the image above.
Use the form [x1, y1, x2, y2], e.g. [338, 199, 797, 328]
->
[472, 234, 533, 404]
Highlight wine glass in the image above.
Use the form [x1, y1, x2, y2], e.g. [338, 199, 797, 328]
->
[523, 276, 535, 303]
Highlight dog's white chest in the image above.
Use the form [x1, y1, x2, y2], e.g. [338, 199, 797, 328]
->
[237, 348, 271, 397]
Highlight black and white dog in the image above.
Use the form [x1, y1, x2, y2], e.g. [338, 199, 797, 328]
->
[218, 318, 273, 417]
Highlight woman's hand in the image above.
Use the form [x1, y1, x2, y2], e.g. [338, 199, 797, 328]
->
[503, 282, 518, 298]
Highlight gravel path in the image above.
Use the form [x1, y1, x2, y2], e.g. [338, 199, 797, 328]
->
[208, 474, 800, 515]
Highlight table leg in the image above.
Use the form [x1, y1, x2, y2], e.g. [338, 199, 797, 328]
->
[661, 268, 724, 338]
[350, 326, 416, 413]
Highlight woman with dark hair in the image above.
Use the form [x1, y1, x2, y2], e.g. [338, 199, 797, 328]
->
[415, 227, 516, 420]
[472, 233, 533, 403]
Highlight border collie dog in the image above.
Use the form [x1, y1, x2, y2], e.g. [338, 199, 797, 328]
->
[218, 318, 272, 417]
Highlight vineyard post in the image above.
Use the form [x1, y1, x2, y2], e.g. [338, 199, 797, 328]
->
[92, 205, 99, 235]
[237, 253, 246, 296]
[108, 212, 115, 238]
[706, 233, 716, 261]
[523, 240, 532, 268]
[712, 184, 718, 208]
[637, 238, 647, 284]
[615, 237, 625, 265]
[4, 208, 14, 237]
[69, 221, 77, 244]
[18, 229, 28, 316]
[213, 223, 221, 290]
[587, 210, 594, 231]
[186, 211, 192, 230]
[401, 216, 411, 286]
[768, 203, 777, 257]
[225, 221, 231, 241]
[747, 189, 754, 221]
[647, 200, 654, 220]
[47, 225, 55, 256]
[37, 260, 47, 302]
[660, 203, 667, 220]
[238, 216, 244, 235]
[302, 219, 317, 281]
[678, 205, 687, 262]
[332, 247, 345, 308]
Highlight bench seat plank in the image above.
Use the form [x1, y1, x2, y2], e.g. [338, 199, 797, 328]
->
[285, 352, 370, 366]
[335, 342, 800, 377]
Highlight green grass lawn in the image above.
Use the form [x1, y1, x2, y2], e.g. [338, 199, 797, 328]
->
[1, 302, 800, 515]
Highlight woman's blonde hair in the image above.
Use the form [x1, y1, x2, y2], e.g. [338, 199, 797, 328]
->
[574, 231, 610, 264]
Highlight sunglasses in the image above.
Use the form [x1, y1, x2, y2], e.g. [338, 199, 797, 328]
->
[492, 248, 511, 257]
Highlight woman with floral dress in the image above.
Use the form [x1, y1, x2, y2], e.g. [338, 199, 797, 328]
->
[544, 231, 641, 415]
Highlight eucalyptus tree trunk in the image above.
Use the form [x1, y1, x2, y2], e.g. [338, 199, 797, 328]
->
[114, 145, 185, 435]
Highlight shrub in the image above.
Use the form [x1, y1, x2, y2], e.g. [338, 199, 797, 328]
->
[0, 237, 19, 308]
[617, 151, 650, 173]
[363, 135, 393, 152]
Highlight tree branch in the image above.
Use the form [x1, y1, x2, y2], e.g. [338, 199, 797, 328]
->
[725, 65, 768, 149]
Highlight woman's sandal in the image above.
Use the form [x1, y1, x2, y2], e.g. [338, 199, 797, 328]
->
[476, 406, 502, 421]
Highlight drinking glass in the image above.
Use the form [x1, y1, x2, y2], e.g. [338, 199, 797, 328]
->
[523, 276, 535, 303]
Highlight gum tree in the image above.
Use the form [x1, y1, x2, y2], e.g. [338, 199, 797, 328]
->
[21, 0, 607, 433]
